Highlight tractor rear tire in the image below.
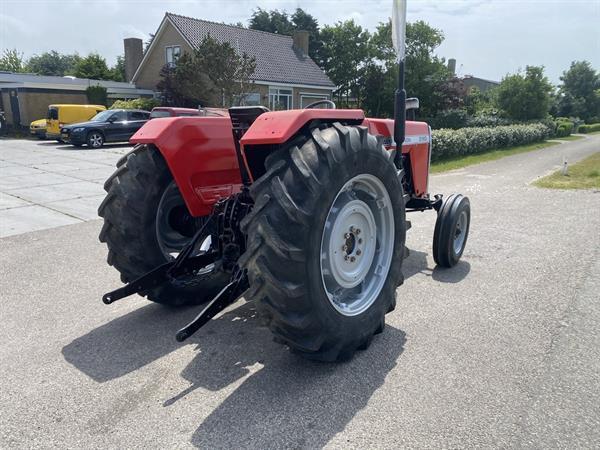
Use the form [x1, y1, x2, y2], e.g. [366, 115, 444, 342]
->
[98, 144, 230, 306]
[240, 124, 406, 361]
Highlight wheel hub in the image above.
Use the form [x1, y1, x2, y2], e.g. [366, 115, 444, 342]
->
[320, 174, 394, 316]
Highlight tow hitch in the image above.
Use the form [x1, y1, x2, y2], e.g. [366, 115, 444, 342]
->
[102, 193, 252, 341]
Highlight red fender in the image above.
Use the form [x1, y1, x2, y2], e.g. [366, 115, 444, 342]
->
[130, 116, 242, 216]
[240, 109, 365, 146]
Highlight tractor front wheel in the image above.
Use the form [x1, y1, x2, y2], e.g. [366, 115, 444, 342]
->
[432, 194, 470, 267]
[240, 124, 406, 361]
[98, 144, 229, 306]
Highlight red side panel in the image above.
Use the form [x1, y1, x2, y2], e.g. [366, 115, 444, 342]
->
[240, 109, 365, 146]
[130, 117, 241, 216]
[363, 118, 431, 197]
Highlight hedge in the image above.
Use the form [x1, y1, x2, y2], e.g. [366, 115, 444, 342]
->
[431, 123, 551, 161]
[555, 121, 574, 137]
[578, 123, 600, 133]
[109, 98, 161, 111]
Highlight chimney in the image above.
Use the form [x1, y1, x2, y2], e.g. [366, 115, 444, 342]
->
[448, 58, 457, 76]
[124, 38, 143, 82]
[293, 30, 309, 57]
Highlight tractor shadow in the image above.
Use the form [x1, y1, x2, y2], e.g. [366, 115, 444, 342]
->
[62, 302, 202, 382]
[174, 305, 406, 449]
[403, 247, 471, 283]
[62, 299, 407, 449]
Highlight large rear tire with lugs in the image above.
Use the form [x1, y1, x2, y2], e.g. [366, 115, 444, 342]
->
[98, 144, 229, 306]
[239, 123, 406, 361]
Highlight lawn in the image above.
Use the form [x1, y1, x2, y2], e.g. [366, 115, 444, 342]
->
[533, 152, 600, 190]
[430, 140, 560, 173]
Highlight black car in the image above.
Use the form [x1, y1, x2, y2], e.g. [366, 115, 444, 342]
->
[61, 109, 150, 148]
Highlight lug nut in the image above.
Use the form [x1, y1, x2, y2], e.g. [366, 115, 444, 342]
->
[342, 245, 348, 251]
[356, 228, 361, 235]
[356, 250, 362, 256]
[344, 233, 350, 239]
[358, 238, 363, 244]
[344, 255, 349, 261]
[350, 256, 356, 262]
[349, 226, 355, 233]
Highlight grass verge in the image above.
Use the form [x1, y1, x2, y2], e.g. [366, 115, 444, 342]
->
[554, 134, 584, 141]
[533, 152, 600, 190]
[430, 140, 560, 173]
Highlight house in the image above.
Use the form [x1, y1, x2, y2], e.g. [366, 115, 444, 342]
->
[0, 72, 153, 127]
[447, 58, 499, 95]
[128, 12, 335, 109]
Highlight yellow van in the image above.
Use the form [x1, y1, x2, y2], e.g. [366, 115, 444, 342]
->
[46, 104, 106, 140]
[30, 118, 47, 139]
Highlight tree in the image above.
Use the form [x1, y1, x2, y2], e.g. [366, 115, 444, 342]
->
[249, 8, 322, 62]
[290, 8, 322, 62]
[320, 20, 371, 106]
[0, 49, 26, 72]
[108, 55, 126, 82]
[157, 35, 256, 108]
[73, 53, 110, 80]
[249, 8, 293, 35]
[557, 61, 600, 121]
[360, 20, 454, 118]
[25, 51, 80, 76]
[496, 66, 554, 121]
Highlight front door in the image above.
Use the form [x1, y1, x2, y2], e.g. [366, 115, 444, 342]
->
[105, 110, 128, 142]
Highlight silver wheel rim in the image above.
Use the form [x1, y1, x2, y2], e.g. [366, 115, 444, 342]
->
[453, 210, 468, 254]
[320, 174, 394, 316]
[90, 133, 102, 147]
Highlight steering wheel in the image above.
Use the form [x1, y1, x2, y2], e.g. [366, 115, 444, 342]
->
[304, 99, 337, 109]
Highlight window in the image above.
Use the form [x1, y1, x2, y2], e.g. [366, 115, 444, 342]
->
[234, 92, 261, 106]
[269, 88, 293, 110]
[128, 111, 148, 120]
[165, 45, 181, 66]
[150, 110, 171, 119]
[300, 94, 330, 109]
[47, 107, 58, 120]
[110, 111, 127, 122]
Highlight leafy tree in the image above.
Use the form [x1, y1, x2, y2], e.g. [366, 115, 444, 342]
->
[73, 53, 110, 80]
[249, 8, 293, 35]
[320, 20, 371, 106]
[496, 66, 554, 121]
[556, 61, 600, 121]
[108, 55, 126, 82]
[26, 51, 80, 76]
[249, 8, 322, 62]
[361, 20, 454, 118]
[290, 9, 322, 62]
[86, 85, 107, 105]
[157, 35, 256, 108]
[0, 49, 26, 72]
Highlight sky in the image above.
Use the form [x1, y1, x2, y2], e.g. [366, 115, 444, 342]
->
[1, 0, 599, 84]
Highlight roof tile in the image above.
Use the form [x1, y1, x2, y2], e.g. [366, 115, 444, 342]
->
[166, 13, 335, 88]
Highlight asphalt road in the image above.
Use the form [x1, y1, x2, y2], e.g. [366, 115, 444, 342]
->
[1, 135, 599, 448]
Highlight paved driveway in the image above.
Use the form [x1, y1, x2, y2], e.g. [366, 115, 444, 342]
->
[0, 139, 130, 237]
[1, 134, 599, 448]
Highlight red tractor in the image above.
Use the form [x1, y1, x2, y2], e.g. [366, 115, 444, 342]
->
[99, 1, 470, 362]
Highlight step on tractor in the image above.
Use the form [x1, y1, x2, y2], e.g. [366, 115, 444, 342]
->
[99, 0, 470, 362]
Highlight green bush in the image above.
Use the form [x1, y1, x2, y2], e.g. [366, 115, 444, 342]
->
[109, 98, 160, 111]
[86, 85, 107, 106]
[431, 123, 550, 161]
[578, 123, 600, 133]
[429, 109, 468, 130]
[466, 115, 513, 128]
